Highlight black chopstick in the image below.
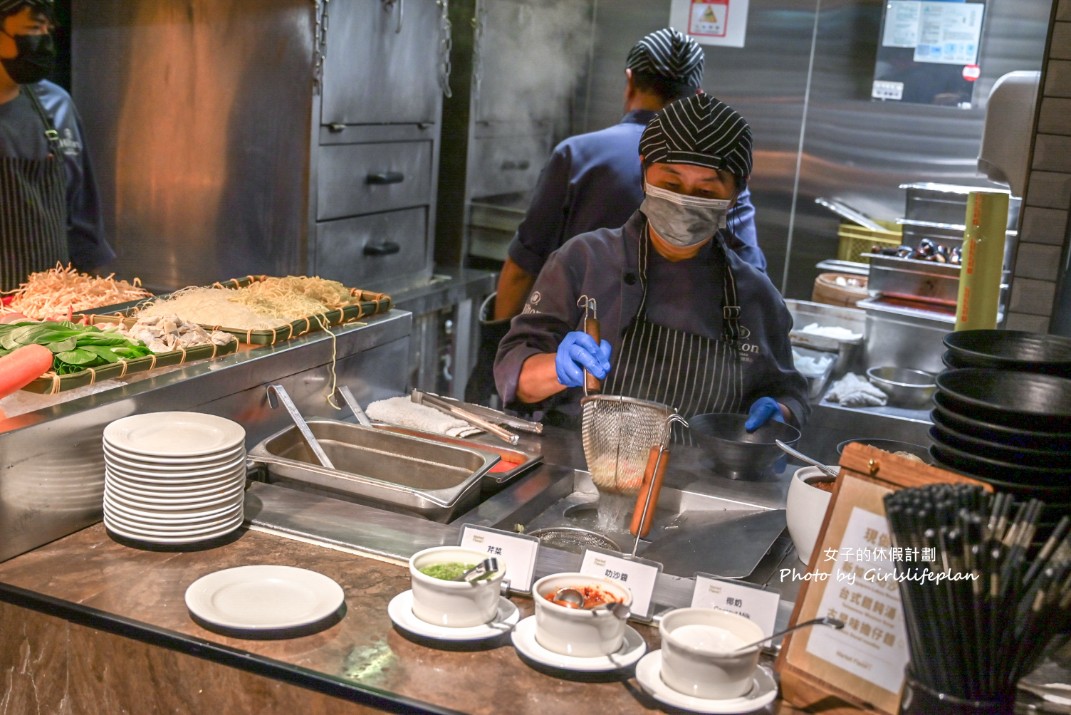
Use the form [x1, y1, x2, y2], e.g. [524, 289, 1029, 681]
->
[883, 485, 1071, 702]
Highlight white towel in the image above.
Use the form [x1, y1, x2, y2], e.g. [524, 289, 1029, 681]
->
[366, 396, 482, 438]
[825, 372, 888, 407]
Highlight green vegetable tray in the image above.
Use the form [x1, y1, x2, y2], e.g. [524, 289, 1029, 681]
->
[193, 276, 392, 345]
[21, 316, 240, 395]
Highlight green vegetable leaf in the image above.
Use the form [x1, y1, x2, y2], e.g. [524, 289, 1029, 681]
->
[55, 348, 100, 366]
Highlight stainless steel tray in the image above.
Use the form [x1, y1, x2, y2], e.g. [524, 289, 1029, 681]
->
[864, 252, 961, 306]
[248, 419, 497, 522]
[785, 299, 865, 376]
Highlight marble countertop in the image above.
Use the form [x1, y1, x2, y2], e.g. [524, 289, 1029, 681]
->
[0, 521, 797, 714]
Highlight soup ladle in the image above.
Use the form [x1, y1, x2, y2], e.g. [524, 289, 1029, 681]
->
[730, 616, 844, 653]
[592, 601, 631, 620]
[775, 440, 838, 479]
[551, 588, 586, 607]
[551, 588, 630, 619]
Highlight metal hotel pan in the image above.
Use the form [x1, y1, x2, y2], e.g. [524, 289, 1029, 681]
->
[248, 420, 498, 522]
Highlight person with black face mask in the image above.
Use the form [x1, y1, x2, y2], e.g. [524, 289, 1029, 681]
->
[0, 0, 113, 291]
[494, 93, 809, 433]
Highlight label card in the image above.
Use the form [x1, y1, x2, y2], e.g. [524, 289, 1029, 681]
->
[692, 574, 781, 637]
[459, 525, 540, 593]
[579, 548, 662, 620]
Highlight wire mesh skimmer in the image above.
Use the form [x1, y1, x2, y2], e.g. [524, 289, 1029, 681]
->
[581, 395, 675, 495]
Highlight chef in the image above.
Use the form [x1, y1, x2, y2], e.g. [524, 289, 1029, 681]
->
[494, 92, 808, 432]
[0, 0, 113, 291]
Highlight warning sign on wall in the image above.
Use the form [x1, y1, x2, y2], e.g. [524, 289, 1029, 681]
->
[670, 0, 749, 48]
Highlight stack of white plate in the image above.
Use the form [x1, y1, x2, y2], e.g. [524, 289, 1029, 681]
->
[102, 412, 247, 545]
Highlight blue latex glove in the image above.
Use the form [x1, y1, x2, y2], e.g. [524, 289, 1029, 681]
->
[555, 331, 612, 388]
[745, 396, 785, 432]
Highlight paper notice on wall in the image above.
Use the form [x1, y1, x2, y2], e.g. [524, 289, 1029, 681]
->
[671, 0, 749, 48]
[881, 1, 984, 64]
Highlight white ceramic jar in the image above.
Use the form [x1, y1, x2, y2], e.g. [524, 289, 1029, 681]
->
[659, 608, 764, 699]
[408, 546, 505, 627]
[531, 572, 632, 657]
[785, 465, 838, 565]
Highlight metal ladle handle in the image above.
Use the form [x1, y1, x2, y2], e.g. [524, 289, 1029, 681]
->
[266, 384, 335, 470]
[775, 440, 839, 479]
[731, 616, 844, 653]
[337, 385, 373, 428]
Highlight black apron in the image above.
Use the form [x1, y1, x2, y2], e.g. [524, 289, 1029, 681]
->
[0, 86, 67, 292]
[604, 225, 745, 437]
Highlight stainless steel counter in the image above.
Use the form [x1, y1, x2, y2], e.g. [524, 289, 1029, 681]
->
[0, 311, 412, 563]
[246, 424, 805, 629]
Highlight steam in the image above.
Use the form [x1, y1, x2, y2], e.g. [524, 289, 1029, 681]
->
[477, 0, 593, 134]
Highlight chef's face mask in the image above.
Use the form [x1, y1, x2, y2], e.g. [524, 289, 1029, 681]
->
[1, 30, 55, 85]
[640, 181, 733, 248]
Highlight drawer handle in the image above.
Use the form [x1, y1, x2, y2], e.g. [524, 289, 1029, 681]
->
[363, 241, 401, 257]
[367, 171, 405, 185]
[328, 123, 346, 133]
[501, 160, 530, 171]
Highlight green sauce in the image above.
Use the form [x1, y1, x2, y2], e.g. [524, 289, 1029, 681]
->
[419, 561, 477, 581]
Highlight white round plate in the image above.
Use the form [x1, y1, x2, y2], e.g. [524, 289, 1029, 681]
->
[103, 507, 243, 536]
[104, 449, 247, 477]
[105, 516, 242, 545]
[185, 565, 344, 631]
[104, 440, 246, 466]
[510, 615, 646, 672]
[104, 412, 245, 458]
[634, 650, 778, 714]
[104, 481, 245, 511]
[105, 470, 245, 497]
[103, 493, 243, 523]
[387, 590, 520, 642]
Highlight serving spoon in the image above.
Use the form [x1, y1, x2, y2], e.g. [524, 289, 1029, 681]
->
[552, 588, 630, 619]
[731, 616, 844, 653]
[775, 440, 839, 479]
[455, 558, 499, 583]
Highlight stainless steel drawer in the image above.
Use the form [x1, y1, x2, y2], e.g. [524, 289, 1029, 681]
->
[317, 141, 433, 221]
[468, 135, 549, 198]
[312, 208, 429, 289]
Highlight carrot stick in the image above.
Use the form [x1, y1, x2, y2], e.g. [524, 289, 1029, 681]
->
[0, 344, 55, 399]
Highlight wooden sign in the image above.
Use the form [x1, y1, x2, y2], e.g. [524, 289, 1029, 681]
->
[775, 442, 988, 714]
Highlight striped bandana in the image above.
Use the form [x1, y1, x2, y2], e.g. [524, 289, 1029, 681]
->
[639, 93, 753, 179]
[625, 28, 704, 88]
[0, 0, 53, 19]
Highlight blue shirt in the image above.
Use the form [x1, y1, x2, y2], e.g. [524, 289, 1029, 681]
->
[0, 80, 114, 270]
[507, 110, 765, 277]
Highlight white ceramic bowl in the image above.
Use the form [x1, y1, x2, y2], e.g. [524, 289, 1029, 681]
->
[408, 546, 506, 627]
[786, 466, 839, 566]
[659, 608, 764, 699]
[531, 572, 632, 657]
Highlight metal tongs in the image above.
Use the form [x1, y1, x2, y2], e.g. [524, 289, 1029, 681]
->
[577, 295, 601, 395]
[410, 389, 543, 435]
[410, 389, 521, 445]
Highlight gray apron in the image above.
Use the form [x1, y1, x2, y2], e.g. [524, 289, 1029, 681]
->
[604, 225, 745, 438]
[0, 86, 68, 292]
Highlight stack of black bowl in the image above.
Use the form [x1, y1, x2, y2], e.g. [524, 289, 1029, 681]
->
[931, 330, 1071, 539]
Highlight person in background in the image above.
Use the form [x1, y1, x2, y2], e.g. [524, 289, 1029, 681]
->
[465, 27, 763, 406]
[0, 0, 112, 291]
[494, 93, 807, 432]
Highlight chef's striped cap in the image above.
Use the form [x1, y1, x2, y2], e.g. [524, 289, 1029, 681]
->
[0, 0, 54, 19]
[639, 93, 753, 179]
[626, 28, 704, 88]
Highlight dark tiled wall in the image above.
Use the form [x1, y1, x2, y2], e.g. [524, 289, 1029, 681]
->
[1008, 0, 1071, 331]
